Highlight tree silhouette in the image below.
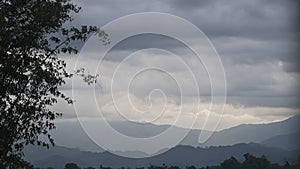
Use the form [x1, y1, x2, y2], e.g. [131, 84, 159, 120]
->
[84, 167, 96, 169]
[292, 156, 300, 169]
[99, 165, 113, 169]
[242, 153, 271, 169]
[168, 166, 180, 169]
[0, 0, 108, 168]
[65, 163, 81, 169]
[282, 161, 293, 169]
[220, 156, 241, 169]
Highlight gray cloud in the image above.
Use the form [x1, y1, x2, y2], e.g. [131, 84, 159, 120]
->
[72, 0, 299, 40]
[57, 0, 300, 125]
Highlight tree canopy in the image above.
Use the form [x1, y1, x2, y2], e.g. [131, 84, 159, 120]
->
[65, 163, 81, 169]
[0, 0, 108, 168]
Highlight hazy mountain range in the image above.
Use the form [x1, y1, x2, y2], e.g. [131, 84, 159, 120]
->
[50, 115, 300, 152]
[24, 115, 300, 168]
[24, 143, 299, 169]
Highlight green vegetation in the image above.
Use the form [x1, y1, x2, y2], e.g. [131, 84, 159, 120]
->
[0, 0, 108, 168]
[33, 154, 300, 169]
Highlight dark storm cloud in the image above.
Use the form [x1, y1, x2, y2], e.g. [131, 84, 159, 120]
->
[96, 34, 193, 62]
[168, 0, 299, 39]
[72, 0, 299, 40]
[71, 0, 299, 61]
[283, 62, 300, 73]
[64, 0, 300, 108]
[168, 0, 212, 9]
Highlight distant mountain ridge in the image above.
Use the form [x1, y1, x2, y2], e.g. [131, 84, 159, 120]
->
[51, 115, 300, 152]
[261, 132, 300, 150]
[200, 115, 300, 147]
[24, 143, 300, 169]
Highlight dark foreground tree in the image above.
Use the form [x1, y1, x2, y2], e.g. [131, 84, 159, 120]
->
[242, 153, 271, 169]
[65, 163, 81, 169]
[220, 156, 241, 169]
[0, 0, 108, 168]
[84, 167, 96, 169]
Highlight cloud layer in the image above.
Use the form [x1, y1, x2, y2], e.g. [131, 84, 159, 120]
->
[56, 0, 300, 130]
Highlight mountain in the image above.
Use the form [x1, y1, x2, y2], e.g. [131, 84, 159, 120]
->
[50, 115, 300, 152]
[261, 132, 300, 150]
[24, 143, 300, 169]
[51, 120, 179, 153]
[200, 115, 300, 147]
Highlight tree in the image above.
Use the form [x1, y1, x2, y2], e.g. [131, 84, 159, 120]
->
[220, 156, 241, 169]
[168, 166, 180, 169]
[292, 156, 300, 169]
[242, 153, 271, 169]
[0, 0, 108, 168]
[185, 166, 196, 169]
[282, 161, 292, 169]
[84, 167, 96, 169]
[65, 163, 81, 169]
[99, 165, 113, 169]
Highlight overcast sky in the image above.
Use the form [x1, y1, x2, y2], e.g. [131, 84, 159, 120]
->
[54, 0, 300, 131]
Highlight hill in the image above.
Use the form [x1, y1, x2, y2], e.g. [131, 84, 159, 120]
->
[200, 115, 300, 147]
[24, 143, 300, 169]
[261, 132, 300, 150]
[50, 115, 300, 152]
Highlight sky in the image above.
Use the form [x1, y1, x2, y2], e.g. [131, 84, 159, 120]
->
[54, 0, 300, 131]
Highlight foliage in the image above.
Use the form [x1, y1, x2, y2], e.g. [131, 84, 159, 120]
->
[220, 156, 241, 169]
[0, 0, 108, 168]
[242, 153, 271, 169]
[99, 165, 113, 169]
[185, 166, 196, 169]
[65, 163, 80, 169]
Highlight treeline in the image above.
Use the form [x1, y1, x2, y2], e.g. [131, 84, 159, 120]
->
[36, 153, 300, 169]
